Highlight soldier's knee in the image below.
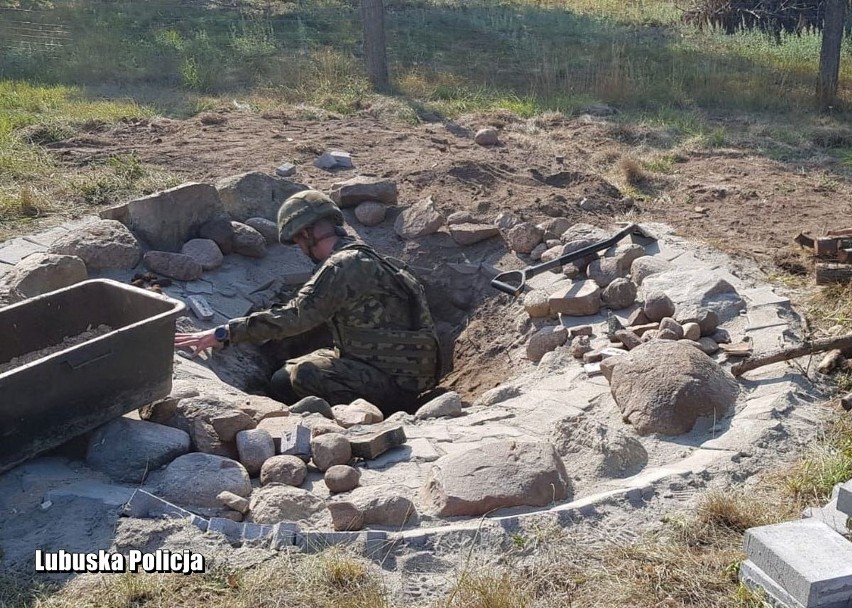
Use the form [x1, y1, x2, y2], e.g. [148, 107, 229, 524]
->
[290, 359, 322, 393]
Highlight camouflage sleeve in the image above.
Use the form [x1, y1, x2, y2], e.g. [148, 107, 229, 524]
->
[226, 251, 359, 345]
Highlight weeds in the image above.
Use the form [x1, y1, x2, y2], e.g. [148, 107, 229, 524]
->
[781, 415, 852, 503]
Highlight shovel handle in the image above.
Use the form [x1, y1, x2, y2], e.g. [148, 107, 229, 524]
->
[491, 270, 526, 296]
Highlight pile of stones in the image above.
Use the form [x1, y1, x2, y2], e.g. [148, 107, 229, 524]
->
[0, 171, 405, 303]
[85, 385, 468, 531]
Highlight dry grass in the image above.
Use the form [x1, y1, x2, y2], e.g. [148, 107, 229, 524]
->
[780, 414, 852, 504]
[618, 155, 650, 186]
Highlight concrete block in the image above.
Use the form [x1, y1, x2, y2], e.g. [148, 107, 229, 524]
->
[836, 480, 852, 518]
[804, 492, 850, 536]
[270, 522, 302, 550]
[744, 519, 852, 607]
[208, 517, 244, 540]
[302, 531, 365, 552]
[281, 424, 311, 459]
[740, 560, 806, 608]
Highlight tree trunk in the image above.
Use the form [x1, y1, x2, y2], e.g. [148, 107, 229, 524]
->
[361, 0, 389, 91]
[817, 0, 847, 110]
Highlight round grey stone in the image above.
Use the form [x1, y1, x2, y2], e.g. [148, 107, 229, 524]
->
[310, 433, 352, 472]
[643, 291, 676, 322]
[180, 238, 223, 270]
[325, 465, 361, 493]
[260, 455, 307, 486]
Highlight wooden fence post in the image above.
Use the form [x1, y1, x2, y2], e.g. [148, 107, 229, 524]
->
[361, 0, 389, 91]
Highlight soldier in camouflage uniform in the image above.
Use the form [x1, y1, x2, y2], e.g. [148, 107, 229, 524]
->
[174, 190, 441, 414]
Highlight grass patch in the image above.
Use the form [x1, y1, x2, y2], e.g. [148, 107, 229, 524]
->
[781, 415, 852, 503]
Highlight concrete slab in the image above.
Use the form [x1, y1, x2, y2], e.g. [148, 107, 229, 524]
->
[47, 481, 134, 507]
[744, 519, 852, 608]
[0, 237, 46, 265]
[747, 305, 790, 331]
[23, 227, 69, 248]
[206, 291, 254, 319]
[748, 326, 792, 354]
[742, 287, 792, 308]
[124, 490, 209, 531]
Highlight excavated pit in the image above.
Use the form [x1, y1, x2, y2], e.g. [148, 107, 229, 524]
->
[0, 198, 823, 572]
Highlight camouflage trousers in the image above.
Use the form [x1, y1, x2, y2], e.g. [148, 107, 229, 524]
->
[269, 348, 420, 415]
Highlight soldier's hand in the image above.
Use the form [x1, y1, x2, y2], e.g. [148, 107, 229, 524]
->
[174, 329, 219, 357]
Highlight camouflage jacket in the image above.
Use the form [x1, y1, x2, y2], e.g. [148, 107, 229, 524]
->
[228, 237, 440, 393]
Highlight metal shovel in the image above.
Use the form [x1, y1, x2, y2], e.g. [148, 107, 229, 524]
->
[490, 223, 656, 296]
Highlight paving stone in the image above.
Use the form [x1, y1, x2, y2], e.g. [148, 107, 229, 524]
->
[348, 425, 406, 460]
[747, 326, 791, 354]
[0, 237, 47, 265]
[46, 481, 134, 507]
[744, 519, 852, 608]
[742, 287, 792, 308]
[270, 522, 302, 550]
[747, 305, 789, 331]
[123, 489, 209, 531]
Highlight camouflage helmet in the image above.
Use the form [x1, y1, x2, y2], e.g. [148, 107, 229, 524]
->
[277, 190, 344, 244]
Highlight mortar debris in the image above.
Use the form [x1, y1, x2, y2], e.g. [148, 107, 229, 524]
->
[0, 324, 113, 375]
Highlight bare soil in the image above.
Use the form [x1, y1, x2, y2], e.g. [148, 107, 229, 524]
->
[41, 108, 852, 395]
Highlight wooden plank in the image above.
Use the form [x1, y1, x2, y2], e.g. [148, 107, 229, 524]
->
[816, 263, 852, 285]
[826, 227, 852, 237]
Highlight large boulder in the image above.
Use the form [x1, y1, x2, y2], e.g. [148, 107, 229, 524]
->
[552, 416, 647, 478]
[108, 183, 225, 252]
[158, 453, 251, 508]
[330, 176, 398, 207]
[505, 222, 543, 254]
[141, 395, 256, 457]
[143, 251, 203, 281]
[548, 280, 601, 316]
[421, 441, 570, 516]
[248, 484, 326, 524]
[230, 222, 267, 258]
[449, 223, 500, 246]
[181, 238, 224, 270]
[354, 201, 387, 226]
[527, 325, 569, 362]
[0, 252, 87, 303]
[50, 220, 141, 270]
[350, 486, 417, 526]
[215, 172, 306, 222]
[86, 417, 190, 483]
[641, 270, 746, 323]
[394, 197, 445, 239]
[631, 256, 672, 286]
[610, 340, 739, 436]
[235, 429, 275, 476]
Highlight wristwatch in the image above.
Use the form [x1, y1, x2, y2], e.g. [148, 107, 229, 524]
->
[213, 324, 230, 344]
